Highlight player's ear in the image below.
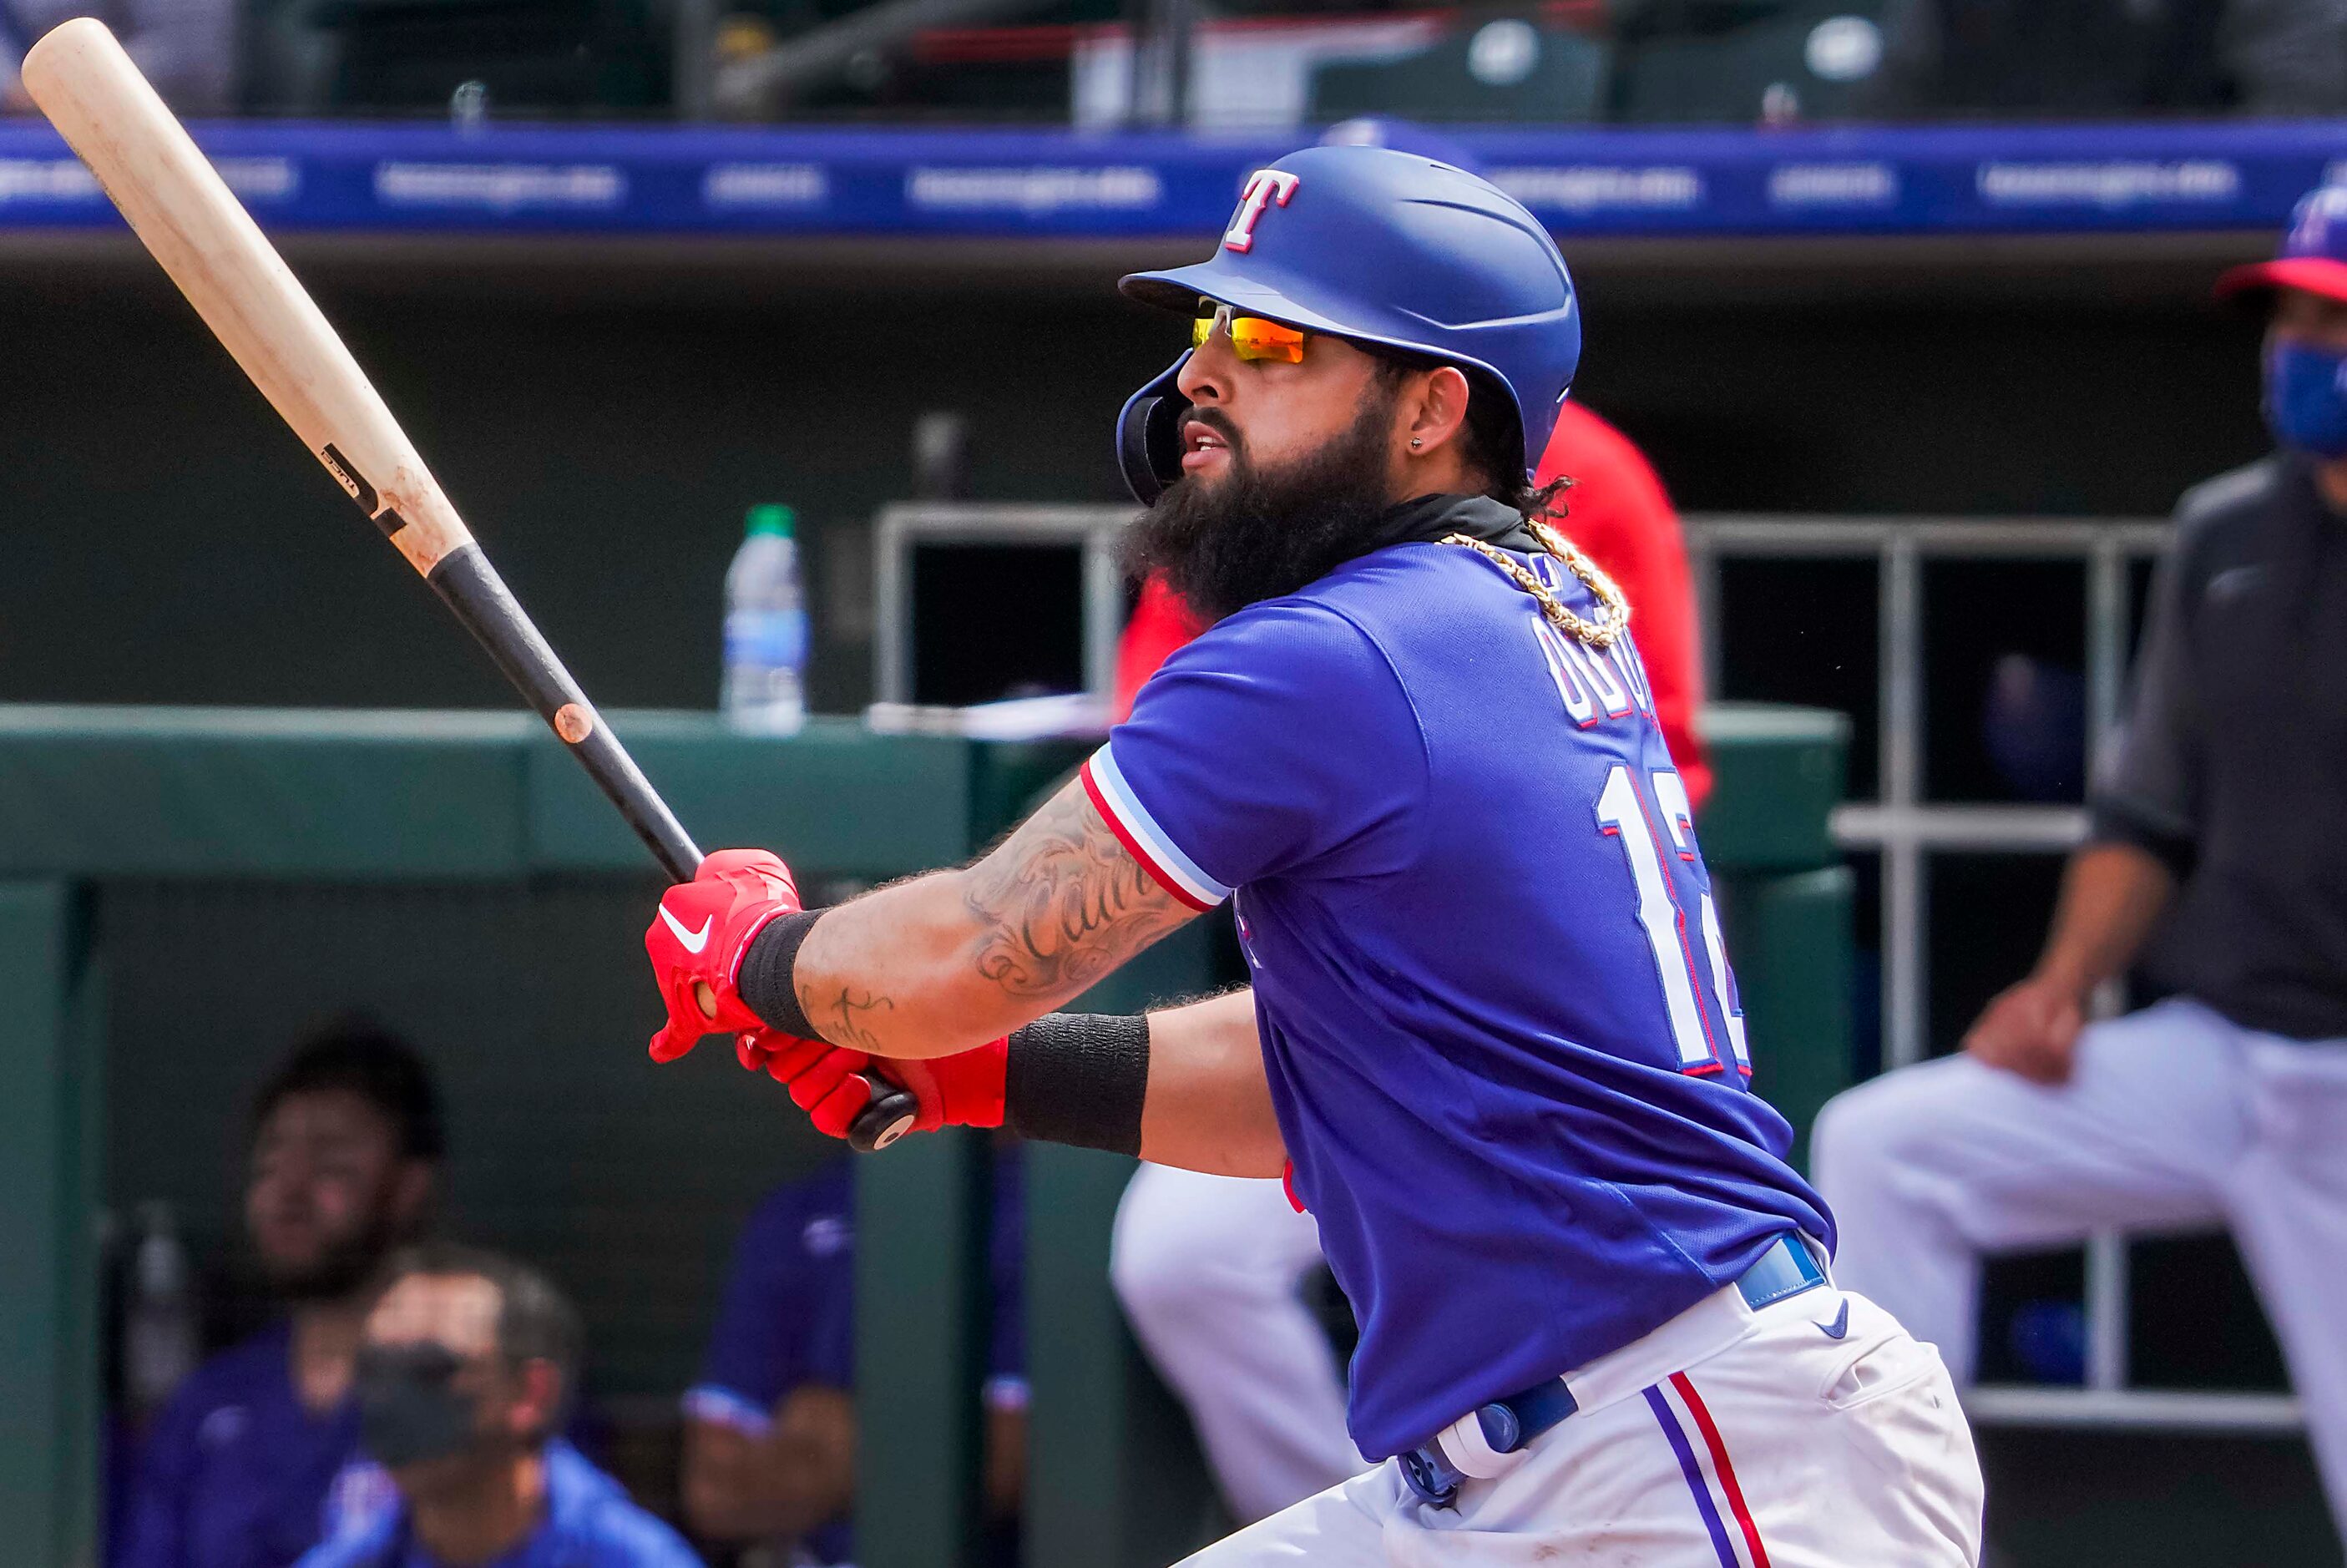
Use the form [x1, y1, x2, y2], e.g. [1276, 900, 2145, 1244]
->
[1403, 365, 1473, 459]
[507, 1358, 563, 1441]
[388, 1158, 437, 1236]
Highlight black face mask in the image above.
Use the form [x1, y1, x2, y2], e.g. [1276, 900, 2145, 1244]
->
[356, 1343, 481, 1469]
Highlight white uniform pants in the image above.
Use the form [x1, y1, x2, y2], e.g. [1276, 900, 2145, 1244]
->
[1112, 1164, 1368, 1523]
[1811, 998, 2347, 1539]
[1179, 1285, 1982, 1566]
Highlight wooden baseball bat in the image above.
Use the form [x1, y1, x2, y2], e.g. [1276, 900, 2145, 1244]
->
[23, 18, 918, 1153]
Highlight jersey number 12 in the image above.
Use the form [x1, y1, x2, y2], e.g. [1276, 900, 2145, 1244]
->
[1595, 765, 1751, 1078]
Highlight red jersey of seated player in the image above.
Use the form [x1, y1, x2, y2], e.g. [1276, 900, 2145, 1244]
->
[1114, 401, 1712, 807]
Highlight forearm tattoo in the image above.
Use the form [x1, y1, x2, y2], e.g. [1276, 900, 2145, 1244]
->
[827, 985, 896, 1050]
[963, 784, 1195, 997]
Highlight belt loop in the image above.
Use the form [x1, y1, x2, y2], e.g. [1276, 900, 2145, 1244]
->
[1736, 1233, 1827, 1311]
[1400, 1446, 1462, 1508]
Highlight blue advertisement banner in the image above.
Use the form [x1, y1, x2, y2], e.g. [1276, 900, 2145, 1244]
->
[0, 119, 2341, 240]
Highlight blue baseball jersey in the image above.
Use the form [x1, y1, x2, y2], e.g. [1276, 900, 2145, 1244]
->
[294, 1440, 698, 1568]
[684, 1154, 1027, 1564]
[1082, 536, 1831, 1459]
[114, 1323, 363, 1568]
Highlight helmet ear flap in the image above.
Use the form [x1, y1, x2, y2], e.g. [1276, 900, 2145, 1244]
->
[1116, 355, 1192, 504]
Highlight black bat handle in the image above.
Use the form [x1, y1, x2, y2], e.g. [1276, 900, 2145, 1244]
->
[421, 541, 921, 1155]
[847, 1091, 922, 1152]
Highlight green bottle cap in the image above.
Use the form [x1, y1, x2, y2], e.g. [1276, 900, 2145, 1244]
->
[746, 503, 795, 538]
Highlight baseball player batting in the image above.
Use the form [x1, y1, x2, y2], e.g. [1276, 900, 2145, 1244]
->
[643, 146, 1985, 1564]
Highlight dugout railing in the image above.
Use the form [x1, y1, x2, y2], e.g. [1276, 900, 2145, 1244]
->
[1682, 513, 2302, 1438]
[0, 696, 1849, 1568]
[0, 711, 1110, 1568]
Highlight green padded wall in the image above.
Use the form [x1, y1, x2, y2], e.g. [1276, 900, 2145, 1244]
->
[99, 877, 840, 1401]
[1024, 922, 1231, 1568]
[1702, 704, 1854, 1168]
[855, 1128, 993, 1568]
[0, 883, 102, 1568]
[1718, 866, 1855, 1171]
[0, 709, 1043, 1568]
[0, 703, 1855, 1568]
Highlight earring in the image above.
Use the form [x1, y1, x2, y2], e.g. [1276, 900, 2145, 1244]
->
[1409, 437, 1423, 449]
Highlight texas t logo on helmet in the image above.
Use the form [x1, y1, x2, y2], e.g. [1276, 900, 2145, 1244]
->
[1115, 144, 1582, 506]
[1223, 169, 1301, 253]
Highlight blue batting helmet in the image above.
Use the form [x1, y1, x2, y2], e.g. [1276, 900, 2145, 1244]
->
[1115, 144, 1581, 504]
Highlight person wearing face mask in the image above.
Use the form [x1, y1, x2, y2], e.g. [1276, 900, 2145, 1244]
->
[300, 1246, 697, 1568]
[1813, 182, 2347, 1548]
[116, 1024, 443, 1568]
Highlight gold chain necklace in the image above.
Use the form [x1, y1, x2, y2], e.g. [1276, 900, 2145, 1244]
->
[1441, 517, 1631, 650]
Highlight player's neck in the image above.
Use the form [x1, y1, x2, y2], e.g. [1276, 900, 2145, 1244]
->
[287, 1300, 367, 1414]
[408, 1447, 547, 1566]
[1391, 447, 1479, 503]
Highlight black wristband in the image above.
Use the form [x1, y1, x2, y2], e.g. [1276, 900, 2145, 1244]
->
[1004, 1013, 1151, 1156]
[736, 908, 828, 1039]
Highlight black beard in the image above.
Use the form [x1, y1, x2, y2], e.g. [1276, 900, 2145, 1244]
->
[1123, 388, 1403, 624]
[261, 1208, 403, 1305]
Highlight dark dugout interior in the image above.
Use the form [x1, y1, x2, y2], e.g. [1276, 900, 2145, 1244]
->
[5, 225, 2334, 1565]
[0, 231, 2269, 719]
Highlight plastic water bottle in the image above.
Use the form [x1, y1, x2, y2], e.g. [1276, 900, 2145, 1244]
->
[124, 1201, 199, 1419]
[722, 503, 808, 733]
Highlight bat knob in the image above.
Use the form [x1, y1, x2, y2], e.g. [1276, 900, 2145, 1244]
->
[849, 1084, 922, 1153]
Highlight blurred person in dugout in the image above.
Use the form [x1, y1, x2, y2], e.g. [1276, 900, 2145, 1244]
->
[117, 1024, 443, 1568]
[1109, 400, 1711, 1522]
[680, 1150, 1028, 1565]
[296, 1245, 698, 1568]
[1813, 183, 2347, 1545]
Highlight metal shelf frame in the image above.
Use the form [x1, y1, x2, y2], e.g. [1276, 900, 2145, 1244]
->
[1682, 513, 2298, 1433]
[873, 503, 1134, 706]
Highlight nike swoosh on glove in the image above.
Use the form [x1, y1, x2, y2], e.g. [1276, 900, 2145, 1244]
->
[645, 848, 802, 1064]
[745, 1030, 1009, 1141]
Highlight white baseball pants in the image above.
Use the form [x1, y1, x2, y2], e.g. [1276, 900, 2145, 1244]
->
[1111, 1164, 1368, 1523]
[1176, 1283, 1982, 1567]
[1811, 997, 2347, 1538]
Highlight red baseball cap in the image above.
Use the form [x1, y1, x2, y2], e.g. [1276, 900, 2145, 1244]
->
[2218, 185, 2347, 303]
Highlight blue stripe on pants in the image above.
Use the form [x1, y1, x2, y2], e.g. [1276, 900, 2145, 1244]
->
[1644, 1384, 1739, 1568]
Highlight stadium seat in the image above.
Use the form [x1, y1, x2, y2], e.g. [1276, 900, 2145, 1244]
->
[1605, 0, 1792, 38]
[1854, 0, 2233, 118]
[306, 0, 671, 112]
[1307, 20, 1611, 125]
[238, 0, 342, 112]
[1609, 3, 1886, 124]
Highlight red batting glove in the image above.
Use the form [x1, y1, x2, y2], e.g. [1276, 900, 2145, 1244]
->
[744, 1029, 1009, 1141]
[644, 848, 802, 1065]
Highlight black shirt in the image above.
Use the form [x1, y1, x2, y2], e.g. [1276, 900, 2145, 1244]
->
[2093, 454, 2347, 1040]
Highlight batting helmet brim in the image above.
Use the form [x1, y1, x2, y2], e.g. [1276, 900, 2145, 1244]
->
[1121, 261, 1537, 472]
[1123, 264, 1520, 390]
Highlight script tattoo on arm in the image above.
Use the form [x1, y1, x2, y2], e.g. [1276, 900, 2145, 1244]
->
[826, 986, 896, 1051]
[962, 780, 1198, 998]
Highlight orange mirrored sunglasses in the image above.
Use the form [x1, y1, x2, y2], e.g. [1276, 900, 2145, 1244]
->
[1191, 300, 1308, 364]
